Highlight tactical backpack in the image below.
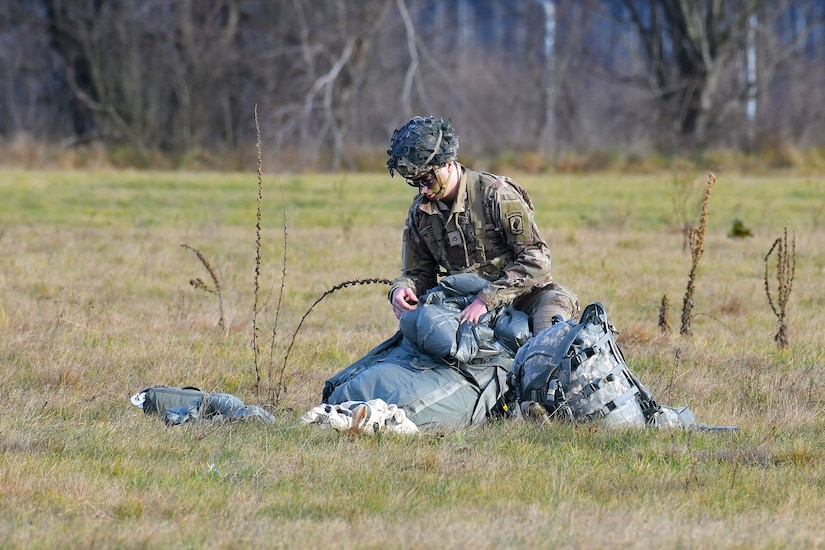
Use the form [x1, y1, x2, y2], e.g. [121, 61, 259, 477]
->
[512, 302, 700, 429]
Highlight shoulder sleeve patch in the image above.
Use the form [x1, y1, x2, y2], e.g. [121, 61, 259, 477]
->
[499, 200, 531, 243]
[506, 210, 524, 235]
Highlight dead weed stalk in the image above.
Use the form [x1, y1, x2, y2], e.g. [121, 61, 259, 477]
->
[658, 294, 671, 334]
[274, 278, 392, 403]
[251, 105, 265, 396]
[680, 172, 715, 336]
[764, 226, 796, 349]
[265, 183, 289, 403]
[181, 243, 225, 331]
[669, 158, 699, 251]
[251, 107, 390, 406]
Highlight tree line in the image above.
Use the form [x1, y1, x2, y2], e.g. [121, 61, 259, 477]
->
[2, 0, 824, 170]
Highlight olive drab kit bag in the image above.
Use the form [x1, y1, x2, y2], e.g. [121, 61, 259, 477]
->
[511, 302, 731, 430]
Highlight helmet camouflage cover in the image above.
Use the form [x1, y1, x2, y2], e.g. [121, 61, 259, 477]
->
[386, 116, 459, 179]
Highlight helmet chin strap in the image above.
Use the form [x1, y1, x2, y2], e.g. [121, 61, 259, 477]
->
[420, 130, 446, 199]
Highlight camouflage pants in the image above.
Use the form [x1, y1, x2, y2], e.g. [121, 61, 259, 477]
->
[514, 282, 580, 334]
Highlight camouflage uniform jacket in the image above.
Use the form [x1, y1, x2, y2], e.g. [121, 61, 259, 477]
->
[390, 165, 553, 310]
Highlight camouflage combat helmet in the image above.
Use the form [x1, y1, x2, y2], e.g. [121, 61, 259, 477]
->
[386, 116, 459, 179]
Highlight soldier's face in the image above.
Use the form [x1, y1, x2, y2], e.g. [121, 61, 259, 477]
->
[427, 164, 459, 201]
[408, 167, 445, 200]
[407, 169, 438, 190]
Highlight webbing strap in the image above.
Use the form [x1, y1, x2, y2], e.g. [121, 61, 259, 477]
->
[430, 215, 447, 261]
[583, 385, 640, 421]
[465, 171, 487, 262]
[570, 331, 612, 370]
[406, 378, 467, 414]
[566, 363, 626, 399]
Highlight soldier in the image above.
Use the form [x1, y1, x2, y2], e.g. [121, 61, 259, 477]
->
[386, 115, 579, 335]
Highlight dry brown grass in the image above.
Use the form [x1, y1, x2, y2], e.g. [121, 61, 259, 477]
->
[0, 169, 823, 548]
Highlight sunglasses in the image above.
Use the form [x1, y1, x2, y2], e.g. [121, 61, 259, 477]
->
[406, 169, 438, 189]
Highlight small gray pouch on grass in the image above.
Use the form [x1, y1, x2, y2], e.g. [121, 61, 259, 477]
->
[132, 386, 275, 426]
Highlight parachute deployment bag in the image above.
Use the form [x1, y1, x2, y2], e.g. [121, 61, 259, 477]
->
[513, 302, 662, 427]
[134, 386, 276, 426]
[140, 386, 205, 418]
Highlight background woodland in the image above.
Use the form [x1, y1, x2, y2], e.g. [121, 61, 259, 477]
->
[3, 0, 825, 171]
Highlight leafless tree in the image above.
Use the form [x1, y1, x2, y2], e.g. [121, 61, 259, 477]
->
[45, 0, 242, 159]
[2, 0, 825, 165]
[0, 1, 66, 137]
[603, 0, 825, 149]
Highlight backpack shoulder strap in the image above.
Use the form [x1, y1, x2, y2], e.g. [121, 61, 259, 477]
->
[462, 170, 529, 277]
[465, 170, 487, 262]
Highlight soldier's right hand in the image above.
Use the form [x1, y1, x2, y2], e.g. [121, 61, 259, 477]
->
[391, 287, 419, 319]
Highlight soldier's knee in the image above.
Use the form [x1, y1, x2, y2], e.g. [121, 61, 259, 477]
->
[529, 285, 580, 334]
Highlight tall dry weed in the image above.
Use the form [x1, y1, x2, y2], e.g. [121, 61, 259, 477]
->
[658, 294, 671, 334]
[764, 226, 796, 349]
[668, 158, 699, 250]
[180, 243, 225, 331]
[275, 278, 391, 403]
[251, 105, 267, 397]
[248, 109, 389, 405]
[680, 172, 715, 336]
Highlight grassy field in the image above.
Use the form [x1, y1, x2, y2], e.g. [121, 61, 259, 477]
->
[1, 167, 824, 548]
